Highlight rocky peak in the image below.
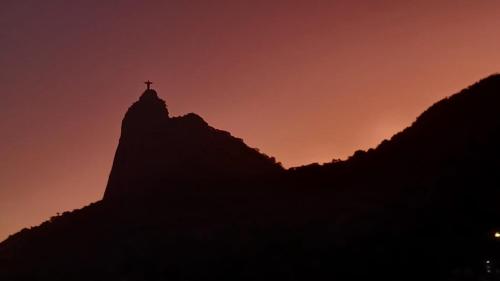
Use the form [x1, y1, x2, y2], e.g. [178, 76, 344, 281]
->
[103, 89, 282, 200]
[121, 89, 169, 137]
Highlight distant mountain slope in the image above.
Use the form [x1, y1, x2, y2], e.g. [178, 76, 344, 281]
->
[2, 75, 500, 281]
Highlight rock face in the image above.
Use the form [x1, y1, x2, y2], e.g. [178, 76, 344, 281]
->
[104, 89, 282, 200]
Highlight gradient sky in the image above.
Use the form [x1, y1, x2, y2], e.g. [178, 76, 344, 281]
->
[1, 0, 500, 241]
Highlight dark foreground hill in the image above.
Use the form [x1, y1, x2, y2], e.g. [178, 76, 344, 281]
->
[2, 75, 500, 281]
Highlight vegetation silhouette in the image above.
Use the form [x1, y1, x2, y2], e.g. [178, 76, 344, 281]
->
[2, 75, 500, 280]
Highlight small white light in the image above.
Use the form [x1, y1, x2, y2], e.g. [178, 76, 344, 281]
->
[495, 232, 500, 238]
[487, 260, 491, 264]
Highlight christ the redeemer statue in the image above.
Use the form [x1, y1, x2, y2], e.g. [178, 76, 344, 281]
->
[145, 80, 153, 90]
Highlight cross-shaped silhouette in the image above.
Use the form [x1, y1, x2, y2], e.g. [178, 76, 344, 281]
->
[145, 80, 153, 90]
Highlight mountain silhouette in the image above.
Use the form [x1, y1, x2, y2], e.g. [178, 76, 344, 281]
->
[104, 89, 282, 200]
[2, 75, 500, 281]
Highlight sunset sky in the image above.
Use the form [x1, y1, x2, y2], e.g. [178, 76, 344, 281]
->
[1, 0, 500, 240]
